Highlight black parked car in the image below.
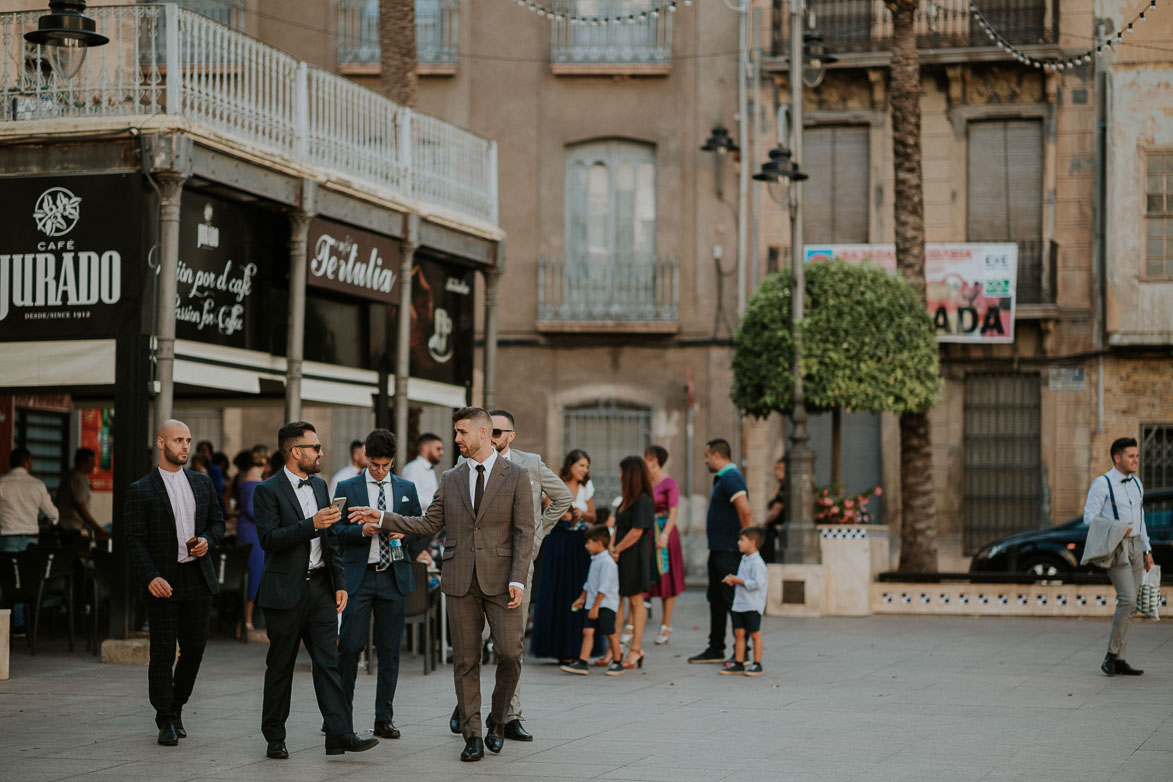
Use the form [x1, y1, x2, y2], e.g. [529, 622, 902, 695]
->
[969, 489, 1173, 577]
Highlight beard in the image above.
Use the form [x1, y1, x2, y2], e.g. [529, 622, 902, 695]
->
[300, 454, 321, 474]
[163, 446, 188, 467]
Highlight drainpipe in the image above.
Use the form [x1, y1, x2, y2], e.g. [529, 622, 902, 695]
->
[1092, 19, 1106, 433]
[153, 172, 185, 434]
[395, 213, 419, 469]
[736, 0, 750, 318]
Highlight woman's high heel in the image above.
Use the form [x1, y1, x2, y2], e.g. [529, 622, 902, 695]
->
[592, 654, 613, 667]
[621, 650, 645, 670]
[620, 624, 634, 646]
[654, 625, 672, 645]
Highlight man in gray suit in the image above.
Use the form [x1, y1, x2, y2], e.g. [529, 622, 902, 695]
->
[349, 407, 533, 762]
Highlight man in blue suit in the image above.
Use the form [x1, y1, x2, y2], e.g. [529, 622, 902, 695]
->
[334, 428, 422, 739]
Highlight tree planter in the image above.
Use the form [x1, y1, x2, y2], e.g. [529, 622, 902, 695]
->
[818, 525, 889, 616]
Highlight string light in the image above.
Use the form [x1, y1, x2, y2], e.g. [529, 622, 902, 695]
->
[970, 0, 1163, 71]
[510, 0, 691, 27]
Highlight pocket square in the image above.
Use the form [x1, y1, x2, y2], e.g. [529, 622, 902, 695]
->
[402, 496, 409, 502]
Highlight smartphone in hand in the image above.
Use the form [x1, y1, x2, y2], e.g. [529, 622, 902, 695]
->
[330, 497, 347, 511]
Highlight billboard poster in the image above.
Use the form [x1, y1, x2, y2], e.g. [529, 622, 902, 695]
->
[0, 174, 143, 340]
[804, 243, 1018, 343]
[409, 257, 474, 389]
[79, 408, 114, 492]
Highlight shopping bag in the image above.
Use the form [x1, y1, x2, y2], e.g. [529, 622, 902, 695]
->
[1135, 564, 1162, 620]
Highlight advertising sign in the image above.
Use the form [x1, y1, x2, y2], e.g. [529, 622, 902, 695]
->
[0, 174, 142, 339]
[176, 194, 283, 350]
[307, 217, 400, 305]
[804, 243, 1018, 343]
[409, 257, 474, 388]
[79, 408, 114, 492]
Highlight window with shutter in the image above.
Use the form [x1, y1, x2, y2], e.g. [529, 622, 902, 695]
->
[967, 120, 1044, 302]
[1145, 152, 1173, 279]
[565, 140, 657, 262]
[802, 126, 870, 243]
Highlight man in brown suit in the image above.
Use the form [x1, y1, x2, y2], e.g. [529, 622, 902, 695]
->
[349, 407, 533, 762]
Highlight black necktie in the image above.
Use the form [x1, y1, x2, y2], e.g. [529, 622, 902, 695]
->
[298, 478, 312, 489]
[1121, 477, 1133, 484]
[474, 464, 485, 516]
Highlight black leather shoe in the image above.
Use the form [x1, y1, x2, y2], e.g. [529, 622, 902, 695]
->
[449, 705, 461, 734]
[1102, 653, 1117, 676]
[504, 719, 532, 741]
[460, 736, 484, 762]
[1116, 659, 1144, 676]
[173, 713, 186, 739]
[266, 740, 288, 759]
[374, 721, 400, 739]
[484, 719, 505, 754]
[157, 723, 178, 746]
[325, 734, 379, 755]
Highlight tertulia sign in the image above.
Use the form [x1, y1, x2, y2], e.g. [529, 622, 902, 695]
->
[307, 217, 400, 304]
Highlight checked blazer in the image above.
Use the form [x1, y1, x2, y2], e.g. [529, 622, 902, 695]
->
[377, 457, 534, 597]
[253, 472, 346, 610]
[334, 472, 421, 596]
[126, 468, 225, 595]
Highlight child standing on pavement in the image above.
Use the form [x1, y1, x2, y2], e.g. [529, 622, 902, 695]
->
[720, 526, 768, 676]
[561, 525, 624, 676]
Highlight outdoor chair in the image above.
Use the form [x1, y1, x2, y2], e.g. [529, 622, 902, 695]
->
[0, 547, 77, 655]
[213, 543, 252, 643]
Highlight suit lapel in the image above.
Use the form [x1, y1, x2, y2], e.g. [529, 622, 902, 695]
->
[148, 469, 177, 529]
[476, 458, 510, 522]
[274, 472, 303, 519]
[455, 461, 475, 519]
[311, 476, 328, 511]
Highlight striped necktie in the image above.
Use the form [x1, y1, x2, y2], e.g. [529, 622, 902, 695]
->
[376, 481, 391, 571]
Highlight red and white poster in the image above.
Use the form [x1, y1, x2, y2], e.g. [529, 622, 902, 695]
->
[79, 408, 113, 492]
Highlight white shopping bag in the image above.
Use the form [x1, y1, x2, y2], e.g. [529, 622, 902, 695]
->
[1135, 564, 1162, 620]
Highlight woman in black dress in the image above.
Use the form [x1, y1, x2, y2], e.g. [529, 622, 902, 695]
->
[612, 455, 655, 669]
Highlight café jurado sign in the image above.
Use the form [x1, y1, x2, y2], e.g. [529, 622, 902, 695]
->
[308, 217, 400, 304]
[0, 175, 142, 339]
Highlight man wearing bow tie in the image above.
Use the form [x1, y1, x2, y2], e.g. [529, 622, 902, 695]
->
[334, 428, 423, 739]
[1083, 437, 1154, 677]
[253, 421, 379, 759]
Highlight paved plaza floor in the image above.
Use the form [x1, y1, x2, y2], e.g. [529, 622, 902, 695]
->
[0, 591, 1170, 782]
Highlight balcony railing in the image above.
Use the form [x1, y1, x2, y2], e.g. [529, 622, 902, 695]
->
[550, 1, 672, 68]
[0, 5, 496, 228]
[338, 0, 458, 67]
[538, 254, 679, 326]
[773, 0, 1055, 56]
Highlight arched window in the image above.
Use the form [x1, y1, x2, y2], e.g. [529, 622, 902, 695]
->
[562, 399, 652, 507]
[566, 140, 656, 264]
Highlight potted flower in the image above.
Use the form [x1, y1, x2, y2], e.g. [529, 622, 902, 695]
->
[814, 483, 883, 524]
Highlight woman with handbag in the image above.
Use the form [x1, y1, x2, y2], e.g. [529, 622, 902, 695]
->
[643, 445, 684, 645]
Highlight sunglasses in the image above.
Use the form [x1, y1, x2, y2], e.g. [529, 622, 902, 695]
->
[292, 443, 322, 453]
[492, 429, 513, 437]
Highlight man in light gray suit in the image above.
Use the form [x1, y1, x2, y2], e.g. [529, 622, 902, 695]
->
[349, 407, 533, 762]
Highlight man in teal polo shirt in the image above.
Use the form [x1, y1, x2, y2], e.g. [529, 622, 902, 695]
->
[689, 438, 753, 663]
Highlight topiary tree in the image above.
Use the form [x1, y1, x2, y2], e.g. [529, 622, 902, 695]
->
[732, 259, 942, 482]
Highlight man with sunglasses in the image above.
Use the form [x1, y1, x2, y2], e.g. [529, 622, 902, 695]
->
[253, 421, 379, 760]
[445, 410, 572, 740]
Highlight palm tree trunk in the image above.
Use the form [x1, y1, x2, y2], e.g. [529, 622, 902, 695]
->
[831, 407, 842, 485]
[884, 0, 939, 572]
[380, 0, 418, 107]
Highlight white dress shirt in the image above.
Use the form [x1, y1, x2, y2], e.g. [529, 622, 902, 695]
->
[0, 467, 59, 536]
[158, 467, 197, 563]
[364, 470, 395, 565]
[1083, 467, 1150, 552]
[328, 463, 362, 497]
[731, 551, 769, 614]
[285, 467, 324, 569]
[401, 456, 439, 509]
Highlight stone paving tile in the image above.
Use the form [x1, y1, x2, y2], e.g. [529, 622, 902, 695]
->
[3, 592, 1172, 782]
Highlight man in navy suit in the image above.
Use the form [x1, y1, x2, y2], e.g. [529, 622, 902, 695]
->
[126, 419, 225, 747]
[334, 428, 423, 739]
[253, 420, 379, 759]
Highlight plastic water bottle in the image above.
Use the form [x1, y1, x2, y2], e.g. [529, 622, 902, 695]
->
[390, 538, 405, 562]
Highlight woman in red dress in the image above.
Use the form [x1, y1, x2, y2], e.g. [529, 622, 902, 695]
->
[644, 445, 685, 645]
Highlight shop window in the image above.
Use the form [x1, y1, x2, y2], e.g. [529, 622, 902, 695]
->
[14, 409, 68, 495]
[561, 399, 652, 507]
[1141, 424, 1173, 491]
[1145, 152, 1173, 279]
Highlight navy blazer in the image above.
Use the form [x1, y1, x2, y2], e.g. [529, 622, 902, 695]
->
[253, 471, 346, 610]
[334, 472, 421, 597]
[126, 468, 225, 595]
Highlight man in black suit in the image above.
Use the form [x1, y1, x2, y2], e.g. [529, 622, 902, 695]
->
[126, 419, 225, 747]
[334, 428, 423, 739]
[253, 420, 379, 759]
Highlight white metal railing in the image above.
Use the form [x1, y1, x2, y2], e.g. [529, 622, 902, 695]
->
[550, 0, 672, 65]
[538, 254, 679, 323]
[0, 4, 496, 227]
[338, 0, 458, 66]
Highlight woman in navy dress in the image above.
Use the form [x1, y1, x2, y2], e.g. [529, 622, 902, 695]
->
[234, 444, 268, 632]
[531, 449, 598, 662]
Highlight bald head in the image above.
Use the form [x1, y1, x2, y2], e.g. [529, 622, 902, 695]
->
[157, 419, 192, 471]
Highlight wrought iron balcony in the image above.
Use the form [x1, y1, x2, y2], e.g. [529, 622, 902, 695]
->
[338, 0, 459, 68]
[772, 0, 1055, 57]
[0, 4, 496, 228]
[537, 254, 679, 330]
[550, 1, 673, 73]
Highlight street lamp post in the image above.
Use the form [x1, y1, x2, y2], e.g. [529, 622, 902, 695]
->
[24, 1, 108, 80]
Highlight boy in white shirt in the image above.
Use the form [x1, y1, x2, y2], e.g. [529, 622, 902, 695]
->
[720, 526, 768, 676]
[561, 525, 624, 676]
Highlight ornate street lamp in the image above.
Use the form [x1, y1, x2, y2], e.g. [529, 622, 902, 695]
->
[802, 30, 838, 88]
[24, 1, 108, 81]
[701, 124, 739, 201]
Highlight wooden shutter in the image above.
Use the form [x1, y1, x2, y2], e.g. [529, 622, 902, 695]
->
[802, 125, 869, 243]
[966, 119, 1042, 241]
